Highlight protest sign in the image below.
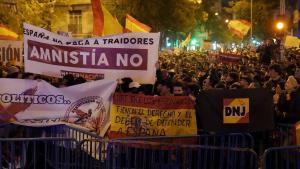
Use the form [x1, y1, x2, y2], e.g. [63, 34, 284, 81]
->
[196, 89, 274, 132]
[23, 23, 160, 84]
[0, 78, 116, 136]
[0, 40, 23, 66]
[284, 36, 300, 48]
[218, 53, 242, 64]
[109, 93, 197, 138]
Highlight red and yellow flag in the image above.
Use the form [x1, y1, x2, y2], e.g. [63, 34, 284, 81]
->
[179, 33, 191, 48]
[223, 98, 250, 124]
[91, 0, 123, 36]
[228, 20, 251, 38]
[0, 24, 18, 40]
[125, 14, 151, 33]
[109, 93, 197, 139]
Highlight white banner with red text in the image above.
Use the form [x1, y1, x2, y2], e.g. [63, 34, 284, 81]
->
[23, 23, 160, 84]
[0, 78, 116, 137]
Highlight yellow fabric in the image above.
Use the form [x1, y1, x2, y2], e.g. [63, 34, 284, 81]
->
[125, 15, 151, 33]
[111, 105, 197, 137]
[228, 20, 251, 37]
[0, 27, 18, 39]
[284, 36, 300, 48]
[102, 5, 123, 36]
[179, 33, 191, 48]
[223, 98, 249, 124]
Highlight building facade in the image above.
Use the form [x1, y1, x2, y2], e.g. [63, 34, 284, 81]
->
[52, 0, 116, 38]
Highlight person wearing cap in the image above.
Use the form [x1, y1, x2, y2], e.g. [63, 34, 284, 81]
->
[264, 64, 285, 93]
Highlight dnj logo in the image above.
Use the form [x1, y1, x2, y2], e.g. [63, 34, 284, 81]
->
[223, 98, 249, 124]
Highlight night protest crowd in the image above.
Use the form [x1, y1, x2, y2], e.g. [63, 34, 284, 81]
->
[1, 39, 300, 125]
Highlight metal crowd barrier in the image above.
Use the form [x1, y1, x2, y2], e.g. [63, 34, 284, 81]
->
[0, 124, 104, 168]
[0, 124, 101, 141]
[0, 138, 78, 169]
[77, 139, 108, 169]
[270, 123, 295, 147]
[263, 145, 300, 169]
[106, 140, 257, 169]
[117, 133, 254, 148]
[0, 124, 258, 169]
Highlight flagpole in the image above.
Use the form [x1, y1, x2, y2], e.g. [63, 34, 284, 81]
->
[250, 0, 253, 39]
[298, 0, 300, 37]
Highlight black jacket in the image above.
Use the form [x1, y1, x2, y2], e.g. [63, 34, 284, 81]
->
[277, 88, 300, 123]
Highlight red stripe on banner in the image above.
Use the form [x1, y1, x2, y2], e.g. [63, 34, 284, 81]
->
[108, 131, 198, 144]
[27, 40, 148, 70]
[223, 99, 234, 106]
[113, 93, 195, 109]
[91, 0, 104, 36]
[237, 112, 250, 124]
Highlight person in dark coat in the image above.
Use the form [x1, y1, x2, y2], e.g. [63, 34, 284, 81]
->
[274, 76, 300, 123]
[258, 39, 273, 65]
[264, 64, 285, 93]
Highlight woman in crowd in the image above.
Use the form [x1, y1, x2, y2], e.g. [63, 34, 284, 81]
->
[274, 75, 300, 123]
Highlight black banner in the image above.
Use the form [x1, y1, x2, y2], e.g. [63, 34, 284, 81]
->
[196, 89, 274, 132]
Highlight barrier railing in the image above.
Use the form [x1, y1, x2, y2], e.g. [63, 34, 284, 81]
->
[263, 145, 300, 169]
[0, 124, 284, 169]
[0, 124, 101, 141]
[270, 123, 295, 147]
[106, 140, 257, 169]
[77, 139, 108, 169]
[117, 133, 254, 148]
[0, 138, 78, 169]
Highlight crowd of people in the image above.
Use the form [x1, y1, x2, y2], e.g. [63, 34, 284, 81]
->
[1, 39, 300, 125]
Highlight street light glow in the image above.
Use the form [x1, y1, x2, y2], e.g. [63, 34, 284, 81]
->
[276, 22, 284, 30]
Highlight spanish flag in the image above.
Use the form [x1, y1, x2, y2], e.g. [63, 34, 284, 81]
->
[228, 20, 251, 39]
[91, 0, 123, 36]
[179, 33, 191, 48]
[0, 24, 18, 40]
[125, 14, 151, 33]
